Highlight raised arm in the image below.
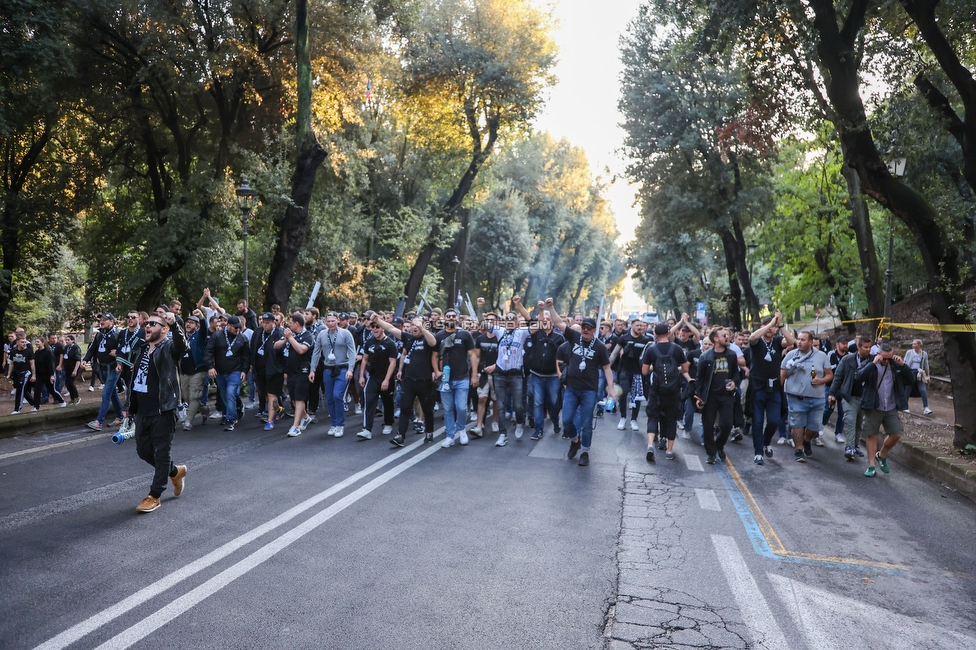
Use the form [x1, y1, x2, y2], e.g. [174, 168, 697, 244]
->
[546, 298, 566, 332]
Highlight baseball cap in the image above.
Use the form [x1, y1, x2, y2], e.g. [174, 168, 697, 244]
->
[581, 318, 597, 329]
[226, 315, 243, 328]
[260, 312, 274, 321]
[338, 312, 349, 320]
[654, 322, 670, 336]
[102, 313, 116, 322]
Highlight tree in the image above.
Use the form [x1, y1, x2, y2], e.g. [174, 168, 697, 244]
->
[465, 188, 532, 309]
[396, 0, 557, 307]
[0, 0, 87, 333]
[803, 0, 976, 449]
[264, 0, 327, 311]
[619, 10, 769, 328]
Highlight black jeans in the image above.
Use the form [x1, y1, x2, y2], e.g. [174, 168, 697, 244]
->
[701, 390, 735, 456]
[645, 388, 680, 440]
[363, 375, 395, 432]
[135, 411, 179, 498]
[397, 377, 434, 436]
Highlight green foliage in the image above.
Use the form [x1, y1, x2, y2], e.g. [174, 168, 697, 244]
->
[466, 187, 533, 308]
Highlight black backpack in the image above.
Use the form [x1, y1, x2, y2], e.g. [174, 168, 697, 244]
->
[651, 342, 682, 393]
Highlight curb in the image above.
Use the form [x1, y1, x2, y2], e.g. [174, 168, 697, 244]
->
[0, 404, 102, 439]
[890, 439, 976, 504]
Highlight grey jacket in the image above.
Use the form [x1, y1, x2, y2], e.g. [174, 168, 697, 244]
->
[829, 352, 873, 402]
[311, 327, 356, 370]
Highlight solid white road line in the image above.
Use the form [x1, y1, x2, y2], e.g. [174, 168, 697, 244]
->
[694, 488, 721, 511]
[684, 454, 704, 471]
[94, 441, 445, 650]
[711, 534, 790, 650]
[33, 430, 443, 650]
[0, 433, 112, 460]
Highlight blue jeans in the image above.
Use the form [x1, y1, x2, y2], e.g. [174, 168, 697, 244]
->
[97, 365, 123, 424]
[752, 388, 781, 454]
[215, 372, 243, 423]
[440, 378, 470, 438]
[529, 374, 561, 436]
[562, 386, 598, 451]
[322, 370, 349, 426]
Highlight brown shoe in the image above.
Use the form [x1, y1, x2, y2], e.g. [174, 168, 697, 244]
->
[136, 495, 161, 513]
[171, 465, 187, 497]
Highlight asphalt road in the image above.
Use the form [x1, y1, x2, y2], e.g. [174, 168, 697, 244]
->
[1, 403, 974, 650]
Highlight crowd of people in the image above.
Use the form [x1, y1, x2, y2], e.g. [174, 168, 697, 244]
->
[2, 290, 934, 511]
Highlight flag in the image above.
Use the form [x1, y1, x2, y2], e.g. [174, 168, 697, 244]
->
[365, 79, 373, 100]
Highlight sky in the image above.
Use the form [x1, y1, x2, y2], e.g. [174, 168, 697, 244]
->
[532, 0, 648, 312]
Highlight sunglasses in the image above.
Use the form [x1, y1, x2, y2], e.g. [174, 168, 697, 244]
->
[146, 321, 164, 328]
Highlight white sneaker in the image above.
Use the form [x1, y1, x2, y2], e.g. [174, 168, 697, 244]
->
[507, 411, 515, 421]
[923, 407, 933, 415]
[10, 410, 20, 415]
[495, 433, 508, 447]
[902, 409, 911, 414]
[470, 426, 483, 438]
[469, 412, 478, 422]
[30, 407, 38, 412]
[617, 418, 626, 431]
[630, 420, 639, 432]
[835, 433, 845, 444]
[246, 401, 256, 410]
[433, 402, 440, 412]
[357, 429, 372, 440]
[59, 402, 67, 408]
[382, 425, 393, 435]
[299, 416, 311, 431]
[333, 427, 344, 438]
[814, 436, 825, 447]
[491, 422, 499, 433]
[459, 429, 469, 445]
[209, 411, 224, 420]
[287, 426, 302, 437]
[514, 424, 523, 439]
[355, 404, 362, 415]
[776, 437, 787, 445]
[87, 386, 94, 392]
[441, 436, 455, 448]
[183, 421, 192, 431]
[677, 421, 685, 431]
[327, 426, 336, 436]
[681, 430, 690, 440]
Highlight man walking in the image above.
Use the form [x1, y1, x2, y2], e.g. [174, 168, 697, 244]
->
[641, 322, 689, 462]
[126, 311, 188, 513]
[85, 314, 123, 431]
[780, 331, 832, 463]
[829, 336, 873, 461]
[856, 342, 914, 477]
[549, 300, 615, 467]
[205, 315, 251, 431]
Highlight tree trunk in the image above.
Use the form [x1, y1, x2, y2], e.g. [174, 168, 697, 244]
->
[839, 142, 885, 317]
[730, 214, 759, 321]
[720, 228, 743, 330]
[264, 0, 326, 312]
[265, 140, 326, 311]
[808, 0, 976, 449]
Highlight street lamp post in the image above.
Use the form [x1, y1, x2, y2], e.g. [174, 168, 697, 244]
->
[235, 177, 258, 305]
[450, 255, 460, 310]
[883, 158, 906, 333]
[747, 239, 758, 327]
[702, 272, 711, 325]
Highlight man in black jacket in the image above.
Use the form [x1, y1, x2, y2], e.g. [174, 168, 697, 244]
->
[205, 315, 251, 431]
[695, 328, 741, 465]
[855, 342, 914, 477]
[126, 311, 188, 513]
[85, 314, 123, 431]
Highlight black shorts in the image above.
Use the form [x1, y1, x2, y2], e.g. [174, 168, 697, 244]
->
[265, 373, 284, 396]
[286, 374, 310, 402]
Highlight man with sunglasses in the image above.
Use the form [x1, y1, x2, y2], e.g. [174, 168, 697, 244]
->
[855, 342, 914, 477]
[358, 318, 398, 439]
[434, 308, 478, 448]
[126, 311, 188, 513]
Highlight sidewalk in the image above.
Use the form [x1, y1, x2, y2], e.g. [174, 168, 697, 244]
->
[0, 387, 106, 438]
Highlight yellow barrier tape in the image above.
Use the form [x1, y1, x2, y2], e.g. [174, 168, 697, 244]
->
[787, 317, 974, 335]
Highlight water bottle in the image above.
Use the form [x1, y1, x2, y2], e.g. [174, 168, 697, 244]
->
[112, 417, 135, 444]
[604, 397, 615, 413]
[440, 365, 451, 392]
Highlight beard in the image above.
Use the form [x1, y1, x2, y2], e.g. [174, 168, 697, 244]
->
[148, 328, 166, 343]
